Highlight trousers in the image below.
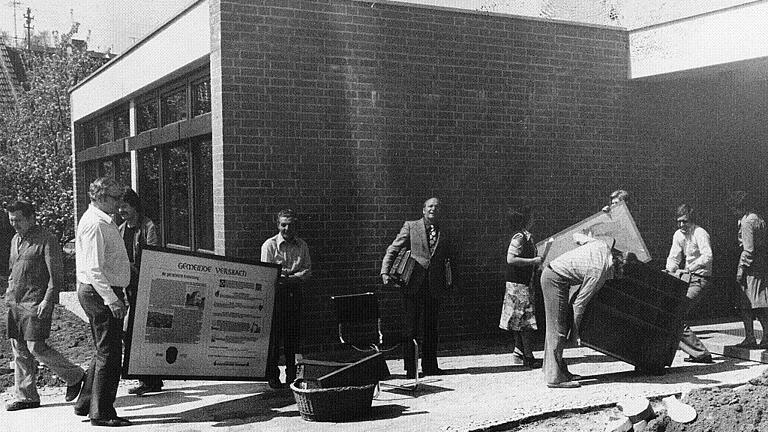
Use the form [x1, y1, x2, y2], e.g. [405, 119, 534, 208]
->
[74, 283, 124, 420]
[266, 279, 302, 382]
[678, 275, 711, 359]
[11, 338, 84, 402]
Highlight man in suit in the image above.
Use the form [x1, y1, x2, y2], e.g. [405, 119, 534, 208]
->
[381, 197, 451, 378]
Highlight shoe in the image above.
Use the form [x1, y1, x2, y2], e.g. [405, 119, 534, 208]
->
[65, 372, 86, 402]
[421, 368, 446, 376]
[128, 383, 163, 396]
[90, 417, 132, 427]
[684, 355, 714, 364]
[74, 407, 89, 416]
[6, 400, 40, 411]
[546, 380, 581, 388]
[523, 357, 542, 369]
[267, 378, 284, 389]
[510, 353, 525, 366]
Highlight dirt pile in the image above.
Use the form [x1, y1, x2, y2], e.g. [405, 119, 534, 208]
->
[644, 370, 768, 432]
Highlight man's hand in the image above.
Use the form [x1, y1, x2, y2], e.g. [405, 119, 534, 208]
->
[737, 267, 746, 285]
[381, 274, 391, 285]
[36, 299, 53, 319]
[531, 256, 543, 267]
[107, 300, 127, 320]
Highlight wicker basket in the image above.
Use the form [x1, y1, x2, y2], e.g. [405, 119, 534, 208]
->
[291, 379, 376, 422]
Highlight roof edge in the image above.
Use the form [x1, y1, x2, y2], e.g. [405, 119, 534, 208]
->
[69, 0, 206, 94]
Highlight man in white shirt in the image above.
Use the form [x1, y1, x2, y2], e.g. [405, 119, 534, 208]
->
[73, 177, 132, 427]
[540, 236, 625, 388]
[261, 209, 311, 389]
[665, 204, 714, 364]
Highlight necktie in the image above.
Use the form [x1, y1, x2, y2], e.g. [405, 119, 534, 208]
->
[429, 225, 438, 252]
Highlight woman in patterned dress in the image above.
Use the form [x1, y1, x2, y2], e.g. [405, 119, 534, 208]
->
[499, 206, 542, 368]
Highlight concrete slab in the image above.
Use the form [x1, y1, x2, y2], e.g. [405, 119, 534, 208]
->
[3, 321, 767, 432]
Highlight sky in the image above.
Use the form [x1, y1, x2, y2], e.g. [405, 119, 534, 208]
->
[0, 0, 762, 77]
[1, 0, 188, 53]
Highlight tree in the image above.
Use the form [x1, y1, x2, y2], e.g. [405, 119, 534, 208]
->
[0, 27, 106, 245]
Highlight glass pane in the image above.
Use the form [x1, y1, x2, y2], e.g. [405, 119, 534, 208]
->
[136, 98, 158, 133]
[97, 116, 113, 144]
[192, 78, 211, 117]
[194, 139, 214, 250]
[82, 121, 97, 149]
[114, 107, 130, 140]
[138, 147, 161, 229]
[165, 145, 190, 247]
[161, 87, 188, 126]
[114, 154, 131, 188]
[99, 159, 114, 179]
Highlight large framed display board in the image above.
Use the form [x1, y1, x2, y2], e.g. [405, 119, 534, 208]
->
[536, 202, 651, 267]
[124, 246, 280, 380]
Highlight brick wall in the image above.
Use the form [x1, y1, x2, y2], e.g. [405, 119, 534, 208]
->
[212, 0, 665, 353]
[631, 62, 768, 318]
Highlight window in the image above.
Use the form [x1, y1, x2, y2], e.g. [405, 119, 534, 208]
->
[191, 78, 211, 117]
[136, 96, 158, 133]
[98, 154, 131, 186]
[113, 107, 130, 140]
[165, 144, 190, 247]
[138, 147, 161, 226]
[82, 121, 97, 150]
[137, 136, 213, 251]
[193, 139, 214, 250]
[97, 115, 113, 145]
[161, 86, 187, 126]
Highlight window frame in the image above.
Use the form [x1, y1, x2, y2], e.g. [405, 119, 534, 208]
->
[136, 135, 213, 253]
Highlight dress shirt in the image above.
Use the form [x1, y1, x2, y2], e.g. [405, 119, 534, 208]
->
[548, 238, 614, 318]
[75, 203, 131, 305]
[261, 233, 312, 281]
[665, 225, 712, 276]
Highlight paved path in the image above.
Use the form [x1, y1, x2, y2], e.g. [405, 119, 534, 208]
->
[2, 319, 767, 432]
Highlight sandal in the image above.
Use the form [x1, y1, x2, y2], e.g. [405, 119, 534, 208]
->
[547, 380, 581, 388]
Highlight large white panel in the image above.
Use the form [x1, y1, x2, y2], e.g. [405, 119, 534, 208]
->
[630, 2, 768, 78]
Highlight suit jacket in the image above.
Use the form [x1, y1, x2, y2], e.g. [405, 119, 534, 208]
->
[381, 219, 451, 298]
[118, 217, 159, 278]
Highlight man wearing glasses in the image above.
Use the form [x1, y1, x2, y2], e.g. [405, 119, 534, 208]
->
[73, 177, 133, 427]
[665, 204, 714, 364]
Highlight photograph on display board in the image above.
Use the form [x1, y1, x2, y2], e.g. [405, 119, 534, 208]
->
[124, 246, 280, 381]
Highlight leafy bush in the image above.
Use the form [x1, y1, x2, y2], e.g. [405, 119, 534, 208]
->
[0, 31, 106, 245]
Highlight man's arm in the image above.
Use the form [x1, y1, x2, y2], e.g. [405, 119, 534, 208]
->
[38, 233, 64, 318]
[145, 220, 160, 247]
[665, 231, 684, 273]
[570, 269, 610, 343]
[381, 221, 410, 284]
[289, 241, 312, 281]
[79, 223, 121, 306]
[738, 217, 757, 283]
[687, 228, 712, 274]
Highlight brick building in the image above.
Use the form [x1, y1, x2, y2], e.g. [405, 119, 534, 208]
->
[69, 0, 763, 352]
